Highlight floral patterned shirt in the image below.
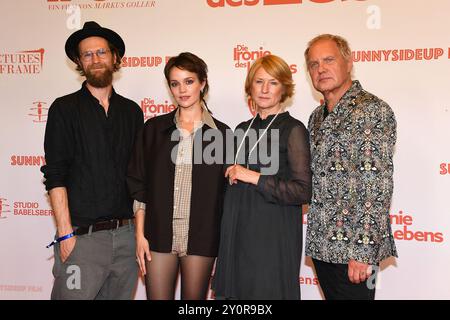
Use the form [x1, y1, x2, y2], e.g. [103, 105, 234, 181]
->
[305, 80, 398, 265]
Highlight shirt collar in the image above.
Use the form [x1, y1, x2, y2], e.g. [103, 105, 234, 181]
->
[80, 81, 116, 104]
[320, 80, 363, 119]
[173, 104, 217, 130]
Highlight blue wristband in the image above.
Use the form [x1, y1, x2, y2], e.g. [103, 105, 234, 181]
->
[46, 232, 74, 248]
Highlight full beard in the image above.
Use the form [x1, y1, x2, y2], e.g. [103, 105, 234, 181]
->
[84, 63, 114, 88]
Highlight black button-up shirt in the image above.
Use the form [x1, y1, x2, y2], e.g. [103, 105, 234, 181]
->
[41, 82, 144, 227]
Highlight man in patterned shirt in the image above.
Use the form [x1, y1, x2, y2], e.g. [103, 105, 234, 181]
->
[304, 34, 397, 300]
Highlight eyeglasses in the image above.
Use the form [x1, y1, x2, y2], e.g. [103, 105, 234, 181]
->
[80, 48, 110, 61]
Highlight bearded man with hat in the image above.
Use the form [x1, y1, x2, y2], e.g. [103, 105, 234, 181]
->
[41, 21, 143, 299]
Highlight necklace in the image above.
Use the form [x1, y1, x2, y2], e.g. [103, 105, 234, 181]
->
[234, 109, 281, 167]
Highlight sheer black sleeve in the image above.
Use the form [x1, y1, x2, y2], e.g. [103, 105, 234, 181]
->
[256, 124, 312, 205]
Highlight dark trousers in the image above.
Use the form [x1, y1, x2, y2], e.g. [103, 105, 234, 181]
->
[51, 224, 138, 300]
[312, 259, 376, 300]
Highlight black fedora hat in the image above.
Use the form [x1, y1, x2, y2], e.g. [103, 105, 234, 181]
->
[65, 21, 125, 62]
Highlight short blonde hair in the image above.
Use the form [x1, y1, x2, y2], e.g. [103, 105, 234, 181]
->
[304, 34, 352, 63]
[245, 54, 294, 103]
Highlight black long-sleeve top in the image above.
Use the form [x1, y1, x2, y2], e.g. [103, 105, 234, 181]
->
[41, 82, 144, 227]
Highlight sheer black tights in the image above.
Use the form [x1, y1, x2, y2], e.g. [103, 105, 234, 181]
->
[144, 251, 215, 300]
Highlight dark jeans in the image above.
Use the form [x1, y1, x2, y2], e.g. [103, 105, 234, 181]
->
[312, 258, 377, 300]
[51, 224, 138, 300]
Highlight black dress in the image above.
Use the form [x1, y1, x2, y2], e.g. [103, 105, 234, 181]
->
[213, 111, 312, 299]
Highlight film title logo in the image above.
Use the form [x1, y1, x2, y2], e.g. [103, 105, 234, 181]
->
[0, 285, 43, 293]
[47, 0, 156, 10]
[440, 163, 450, 175]
[391, 210, 444, 243]
[302, 205, 309, 225]
[234, 45, 297, 73]
[122, 56, 164, 68]
[10, 155, 46, 166]
[141, 98, 176, 121]
[0, 49, 45, 75]
[352, 48, 450, 62]
[28, 101, 48, 123]
[303, 208, 444, 243]
[1, 198, 53, 218]
[12, 202, 54, 217]
[234, 45, 270, 69]
[208, 0, 365, 8]
[299, 276, 319, 286]
[0, 198, 11, 219]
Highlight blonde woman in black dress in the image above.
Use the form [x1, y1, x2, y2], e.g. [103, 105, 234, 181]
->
[213, 55, 312, 299]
